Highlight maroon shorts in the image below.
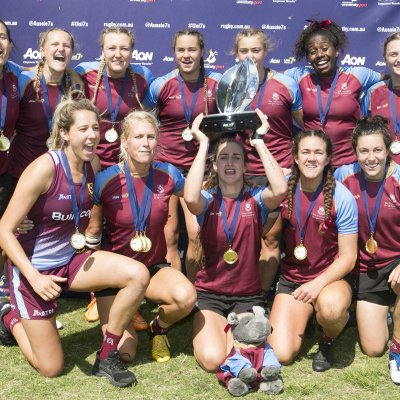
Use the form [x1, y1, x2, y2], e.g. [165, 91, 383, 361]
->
[9, 250, 92, 320]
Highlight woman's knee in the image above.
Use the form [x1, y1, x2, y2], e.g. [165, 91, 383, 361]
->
[360, 340, 386, 358]
[316, 294, 349, 322]
[124, 262, 150, 290]
[173, 283, 197, 313]
[37, 361, 64, 378]
[194, 348, 225, 372]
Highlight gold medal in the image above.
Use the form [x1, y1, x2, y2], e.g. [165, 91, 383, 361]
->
[105, 127, 118, 143]
[0, 132, 10, 152]
[365, 234, 378, 254]
[223, 246, 238, 265]
[70, 230, 86, 250]
[141, 233, 152, 253]
[294, 243, 307, 260]
[390, 140, 400, 155]
[181, 126, 193, 141]
[130, 233, 143, 252]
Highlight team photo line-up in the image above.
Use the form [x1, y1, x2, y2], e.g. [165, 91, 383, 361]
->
[0, 16, 399, 394]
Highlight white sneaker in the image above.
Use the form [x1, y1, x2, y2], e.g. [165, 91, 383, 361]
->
[389, 352, 400, 384]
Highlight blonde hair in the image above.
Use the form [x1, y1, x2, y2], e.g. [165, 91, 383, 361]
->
[119, 110, 159, 163]
[49, 93, 100, 150]
[33, 28, 75, 102]
[234, 28, 270, 54]
[91, 26, 143, 110]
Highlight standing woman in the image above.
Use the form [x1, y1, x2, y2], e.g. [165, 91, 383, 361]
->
[0, 97, 149, 387]
[184, 109, 287, 372]
[335, 115, 400, 384]
[75, 26, 154, 326]
[285, 19, 382, 168]
[85, 110, 196, 364]
[363, 33, 400, 164]
[8, 28, 81, 182]
[75, 26, 154, 169]
[267, 130, 358, 372]
[143, 29, 221, 274]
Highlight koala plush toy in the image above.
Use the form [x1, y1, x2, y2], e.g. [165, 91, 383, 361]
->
[216, 306, 283, 397]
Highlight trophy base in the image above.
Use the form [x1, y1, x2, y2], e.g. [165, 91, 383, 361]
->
[200, 111, 260, 139]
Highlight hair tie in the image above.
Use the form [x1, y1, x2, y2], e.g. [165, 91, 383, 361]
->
[322, 218, 332, 231]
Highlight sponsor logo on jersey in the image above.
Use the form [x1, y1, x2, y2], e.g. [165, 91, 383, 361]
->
[52, 210, 91, 221]
[33, 308, 55, 317]
[58, 193, 72, 201]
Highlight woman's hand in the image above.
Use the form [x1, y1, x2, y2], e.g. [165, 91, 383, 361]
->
[16, 218, 34, 234]
[29, 273, 67, 301]
[292, 279, 325, 304]
[388, 264, 400, 295]
[190, 113, 209, 146]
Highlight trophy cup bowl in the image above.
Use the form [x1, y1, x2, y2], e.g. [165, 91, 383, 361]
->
[199, 56, 261, 141]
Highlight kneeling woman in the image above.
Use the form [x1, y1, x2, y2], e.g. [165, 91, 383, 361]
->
[267, 130, 358, 372]
[85, 110, 196, 363]
[184, 109, 287, 372]
[0, 98, 149, 387]
[335, 115, 400, 384]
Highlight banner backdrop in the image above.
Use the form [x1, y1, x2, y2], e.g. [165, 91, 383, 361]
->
[2, 0, 400, 76]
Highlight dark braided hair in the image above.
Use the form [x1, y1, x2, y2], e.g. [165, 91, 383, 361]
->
[287, 130, 335, 233]
[294, 19, 348, 61]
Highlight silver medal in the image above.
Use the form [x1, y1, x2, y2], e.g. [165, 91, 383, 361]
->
[182, 127, 193, 141]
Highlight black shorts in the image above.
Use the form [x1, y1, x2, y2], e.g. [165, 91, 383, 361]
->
[352, 259, 400, 306]
[0, 172, 17, 216]
[194, 290, 267, 317]
[95, 262, 170, 297]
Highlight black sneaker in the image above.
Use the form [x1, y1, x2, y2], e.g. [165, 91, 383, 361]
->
[92, 350, 137, 387]
[312, 341, 333, 372]
[0, 302, 16, 346]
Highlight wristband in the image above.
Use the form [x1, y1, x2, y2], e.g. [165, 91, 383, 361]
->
[85, 233, 102, 249]
[249, 138, 264, 147]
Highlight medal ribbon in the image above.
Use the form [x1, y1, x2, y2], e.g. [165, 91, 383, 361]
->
[102, 69, 129, 124]
[388, 80, 400, 139]
[124, 162, 153, 232]
[40, 75, 63, 132]
[217, 187, 243, 246]
[295, 180, 324, 243]
[0, 76, 8, 132]
[177, 72, 203, 125]
[60, 150, 87, 231]
[360, 164, 388, 235]
[316, 68, 340, 128]
[255, 68, 268, 110]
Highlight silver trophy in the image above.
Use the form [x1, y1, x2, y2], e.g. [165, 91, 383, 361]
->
[200, 56, 260, 140]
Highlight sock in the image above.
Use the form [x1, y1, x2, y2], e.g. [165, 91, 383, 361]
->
[2, 308, 20, 333]
[390, 337, 400, 353]
[150, 316, 169, 335]
[99, 329, 122, 360]
[320, 333, 335, 344]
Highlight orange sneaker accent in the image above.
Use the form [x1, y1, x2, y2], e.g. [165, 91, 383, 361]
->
[133, 310, 148, 331]
[85, 298, 99, 322]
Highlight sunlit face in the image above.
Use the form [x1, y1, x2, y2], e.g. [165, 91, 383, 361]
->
[306, 34, 339, 77]
[385, 39, 400, 79]
[356, 134, 389, 181]
[213, 141, 246, 185]
[60, 110, 100, 162]
[102, 33, 132, 78]
[122, 120, 157, 165]
[294, 136, 330, 182]
[41, 30, 73, 74]
[0, 23, 12, 69]
[174, 34, 203, 80]
[236, 35, 267, 73]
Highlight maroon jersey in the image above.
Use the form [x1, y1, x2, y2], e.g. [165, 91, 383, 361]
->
[94, 161, 184, 266]
[8, 70, 62, 179]
[280, 181, 358, 283]
[143, 70, 221, 170]
[238, 70, 302, 171]
[75, 62, 154, 168]
[335, 161, 400, 273]
[195, 186, 269, 296]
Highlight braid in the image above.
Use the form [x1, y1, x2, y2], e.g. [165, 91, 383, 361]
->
[34, 58, 45, 102]
[91, 59, 106, 104]
[287, 165, 299, 220]
[200, 57, 208, 116]
[319, 168, 336, 234]
[128, 65, 144, 110]
[62, 71, 72, 99]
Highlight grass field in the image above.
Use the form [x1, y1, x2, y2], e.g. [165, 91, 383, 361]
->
[0, 297, 398, 400]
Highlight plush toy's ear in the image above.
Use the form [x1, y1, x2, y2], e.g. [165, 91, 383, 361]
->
[252, 306, 266, 321]
[227, 312, 239, 326]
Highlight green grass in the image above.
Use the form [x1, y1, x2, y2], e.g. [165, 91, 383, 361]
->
[0, 298, 399, 400]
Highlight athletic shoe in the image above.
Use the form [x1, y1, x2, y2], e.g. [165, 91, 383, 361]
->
[133, 310, 148, 331]
[85, 298, 99, 322]
[149, 321, 170, 363]
[92, 350, 137, 387]
[389, 352, 400, 385]
[0, 302, 16, 346]
[312, 341, 333, 372]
